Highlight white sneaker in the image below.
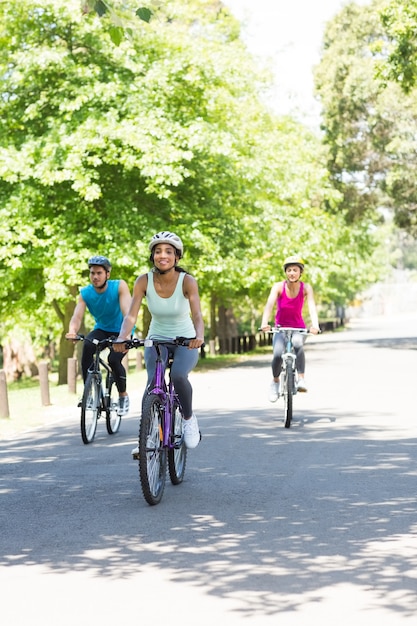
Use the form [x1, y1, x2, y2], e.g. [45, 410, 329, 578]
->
[183, 414, 201, 449]
[131, 446, 139, 459]
[297, 378, 308, 392]
[269, 381, 280, 403]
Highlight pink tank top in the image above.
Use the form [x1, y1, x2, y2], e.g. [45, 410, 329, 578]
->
[275, 281, 305, 328]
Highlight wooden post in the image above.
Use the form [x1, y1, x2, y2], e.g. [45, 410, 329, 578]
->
[209, 339, 216, 356]
[39, 361, 51, 406]
[0, 369, 10, 418]
[67, 357, 78, 394]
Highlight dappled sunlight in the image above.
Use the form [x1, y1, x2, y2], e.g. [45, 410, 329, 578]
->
[1, 407, 416, 619]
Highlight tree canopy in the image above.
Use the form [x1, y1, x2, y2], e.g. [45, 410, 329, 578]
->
[378, 0, 417, 93]
[0, 0, 380, 380]
[315, 0, 417, 237]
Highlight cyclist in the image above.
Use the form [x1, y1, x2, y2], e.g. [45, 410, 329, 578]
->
[66, 255, 132, 415]
[260, 255, 320, 401]
[113, 231, 204, 449]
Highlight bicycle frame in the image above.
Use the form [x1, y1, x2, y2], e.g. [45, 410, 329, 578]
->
[148, 342, 184, 450]
[123, 336, 191, 505]
[270, 326, 309, 427]
[69, 335, 121, 444]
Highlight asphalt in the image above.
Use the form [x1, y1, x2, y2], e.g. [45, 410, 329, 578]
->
[0, 314, 416, 625]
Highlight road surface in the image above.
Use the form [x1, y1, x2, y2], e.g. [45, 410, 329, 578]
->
[0, 315, 416, 625]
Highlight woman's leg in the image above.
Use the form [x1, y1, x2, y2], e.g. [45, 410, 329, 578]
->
[272, 333, 285, 380]
[170, 345, 199, 418]
[293, 333, 307, 375]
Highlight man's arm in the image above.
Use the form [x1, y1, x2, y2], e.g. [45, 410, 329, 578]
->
[66, 295, 87, 339]
[118, 279, 132, 318]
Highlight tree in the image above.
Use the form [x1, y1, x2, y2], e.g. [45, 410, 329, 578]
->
[315, 0, 417, 237]
[0, 0, 275, 378]
[0, 0, 382, 381]
[378, 0, 417, 93]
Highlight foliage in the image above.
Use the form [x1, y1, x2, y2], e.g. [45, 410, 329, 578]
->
[0, 0, 380, 378]
[378, 0, 417, 93]
[315, 0, 417, 238]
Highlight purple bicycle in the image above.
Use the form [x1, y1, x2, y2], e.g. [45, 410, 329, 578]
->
[123, 336, 198, 506]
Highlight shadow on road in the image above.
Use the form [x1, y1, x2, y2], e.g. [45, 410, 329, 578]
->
[0, 405, 416, 619]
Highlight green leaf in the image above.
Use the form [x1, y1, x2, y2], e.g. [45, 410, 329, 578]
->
[136, 7, 152, 23]
[94, 0, 108, 18]
[108, 25, 124, 46]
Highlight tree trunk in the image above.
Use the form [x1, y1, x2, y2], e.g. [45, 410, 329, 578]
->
[54, 287, 80, 385]
[217, 304, 238, 354]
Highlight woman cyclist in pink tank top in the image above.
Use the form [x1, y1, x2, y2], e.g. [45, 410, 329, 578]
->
[261, 256, 320, 402]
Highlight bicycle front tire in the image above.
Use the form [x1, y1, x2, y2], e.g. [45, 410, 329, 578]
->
[81, 372, 100, 444]
[283, 362, 294, 429]
[168, 402, 187, 485]
[105, 374, 121, 435]
[139, 394, 167, 505]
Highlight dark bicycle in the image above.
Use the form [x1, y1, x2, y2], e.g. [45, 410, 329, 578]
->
[268, 326, 310, 428]
[69, 335, 121, 444]
[123, 336, 200, 506]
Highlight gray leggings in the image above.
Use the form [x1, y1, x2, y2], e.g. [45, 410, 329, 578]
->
[144, 344, 199, 417]
[272, 332, 306, 378]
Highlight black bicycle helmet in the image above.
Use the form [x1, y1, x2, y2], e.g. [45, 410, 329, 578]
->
[88, 255, 112, 271]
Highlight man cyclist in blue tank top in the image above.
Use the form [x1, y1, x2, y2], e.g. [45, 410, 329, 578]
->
[66, 256, 132, 415]
[261, 255, 320, 402]
[113, 231, 205, 450]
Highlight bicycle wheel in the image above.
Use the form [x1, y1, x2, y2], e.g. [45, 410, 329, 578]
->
[168, 401, 187, 485]
[105, 374, 121, 435]
[283, 362, 294, 429]
[139, 394, 167, 505]
[81, 372, 100, 444]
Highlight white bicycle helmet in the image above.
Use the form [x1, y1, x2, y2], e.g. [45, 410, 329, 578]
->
[149, 231, 184, 258]
[283, 255, 304, 271]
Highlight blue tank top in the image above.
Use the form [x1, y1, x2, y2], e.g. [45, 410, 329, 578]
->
[146, 271, 195, 339]
[80, 280, 123, 333]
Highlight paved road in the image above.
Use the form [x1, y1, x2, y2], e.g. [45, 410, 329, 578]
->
[1, 315, 416, 625]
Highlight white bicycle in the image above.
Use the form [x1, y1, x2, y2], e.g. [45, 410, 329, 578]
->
[269, 326, 309, 428]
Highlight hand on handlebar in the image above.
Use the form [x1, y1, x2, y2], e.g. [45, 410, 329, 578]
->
[309, 326, 320, 335]
[112, 338, 129, 353]
[65, 332, 80, 343]
[260, 324, 271, 332]
[188, 338, 204, 350]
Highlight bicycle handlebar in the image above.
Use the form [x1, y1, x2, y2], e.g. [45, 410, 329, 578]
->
[68, 335, 205, 350]
[66, 334, 116, 348]
[115, 336, 205, 350]
[258, 326, 310, 334]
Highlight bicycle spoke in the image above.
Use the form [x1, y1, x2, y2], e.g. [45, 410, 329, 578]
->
[168, 402, 187, 485]
[106, 374, 121, 435]
[139, 394, 167, 505]
[81, 373, 99, 444]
